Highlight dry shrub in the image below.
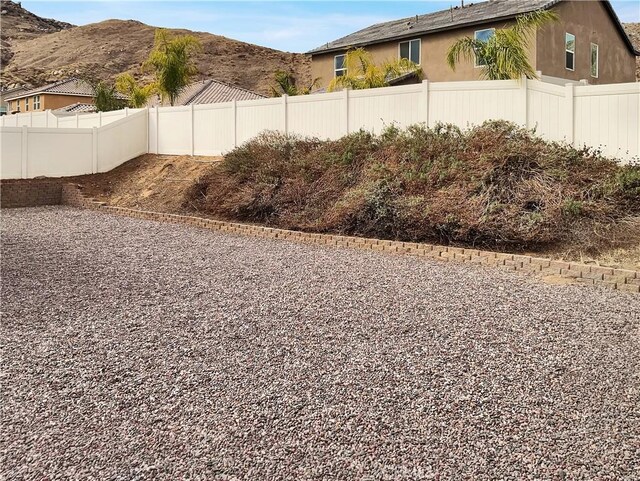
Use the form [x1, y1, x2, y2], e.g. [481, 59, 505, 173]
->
[186, 121, 640, 251]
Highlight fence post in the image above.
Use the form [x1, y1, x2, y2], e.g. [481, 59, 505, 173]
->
[45, 110, 49, 128]
[75, 113, 79, 128]
[56, 115, 59, 128]
[99, 111, 103, 127]
[190, 104, 195, 156]
[232, 99, 238, 148]
[155, 106, 160, 154]
[421, 80, 429, 127]
[125, 107, 129, 117]
[564, 83, 575, 144]
[29, 111, 33, 127]
[521, 74, 528, 128]
[145, 107, 150, 154]
[344, 88, 350, 135]
[92, 127, 98, 173]
[21, 125, 28, 179]
[282, 94, 288, 134]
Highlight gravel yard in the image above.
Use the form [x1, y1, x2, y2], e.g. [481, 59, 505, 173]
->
[2, 206, 639, 480]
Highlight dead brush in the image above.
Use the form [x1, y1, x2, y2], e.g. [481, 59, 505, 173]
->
[186, 121, 640, 253]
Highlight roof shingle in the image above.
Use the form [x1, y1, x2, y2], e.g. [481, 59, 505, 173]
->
[149, 79, 265, 107]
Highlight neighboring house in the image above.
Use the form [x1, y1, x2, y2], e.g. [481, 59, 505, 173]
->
[308, 0, 639, 88]
[3, 78, 95, 114]
[53, 103, 98, 114]
[148, 79, 265, 107]
[0, 86, 28, 116]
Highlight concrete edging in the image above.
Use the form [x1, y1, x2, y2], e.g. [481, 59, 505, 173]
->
[58, 184, 639, 294]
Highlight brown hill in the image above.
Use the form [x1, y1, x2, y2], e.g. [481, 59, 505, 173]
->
[1, 14, 310, 96]
[623, 22, 640, 81]
[0, 0, 73, 75]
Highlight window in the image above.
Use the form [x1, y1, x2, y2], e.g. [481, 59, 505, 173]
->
[590, 43, 599, 78]
[565, 33, 575, 71]
[474, 28, 495, 67]
[25, 97, 29, 111]
[334, 54, 346, 77]
[34, 95, 41, 110]
[399, 39, 421, 64]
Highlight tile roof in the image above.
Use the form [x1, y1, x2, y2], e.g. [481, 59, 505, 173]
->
[149, 79, 265, 107]
[5, 78, 95, 100]
[53, 102, 97, 113]
[307, 0, 638, 56]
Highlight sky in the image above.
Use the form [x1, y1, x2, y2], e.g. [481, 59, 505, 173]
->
[21, 0, 640, 53]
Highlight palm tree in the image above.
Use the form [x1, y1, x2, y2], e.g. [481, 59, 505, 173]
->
[271, 70, 319, 97]
[91, 81, 127, 112]
[115, 73, 156, 108]
[447, 10, 559, 80]
[327, 48, 422, 92]
[144, 29, 201, 106]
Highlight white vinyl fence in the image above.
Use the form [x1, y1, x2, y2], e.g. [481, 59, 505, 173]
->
[1, 78, 638, 179]
[1, 110, 147, 178]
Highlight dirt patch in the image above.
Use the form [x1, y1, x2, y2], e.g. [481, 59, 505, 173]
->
[71, 154, 221, 213]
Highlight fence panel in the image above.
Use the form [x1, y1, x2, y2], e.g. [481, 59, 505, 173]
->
[574, 83, 639, 160]
[349, 84, 423, 134]
[236, 98, 282, 145]
[193, 103, 234, 155]
[429, 80, 522, 128]
[157, 106, 191, 155]
[97, 111, 148, 172]
[0, 128, 23, 178]
[26, 128, 93, 178]
[527, 80, 565, 142]
[288, 92, 345, 139]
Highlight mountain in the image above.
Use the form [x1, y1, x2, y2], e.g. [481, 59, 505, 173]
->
[623, 23, 640, 81]
[0, 1, 310, 96]
[0, 0, 73, 77]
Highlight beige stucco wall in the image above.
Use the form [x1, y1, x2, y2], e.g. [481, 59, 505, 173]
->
[311, 0, 636, 89]
[311, 18, 525, 88]
[535, 1, 636, 84]
[8, 94, 93, 113]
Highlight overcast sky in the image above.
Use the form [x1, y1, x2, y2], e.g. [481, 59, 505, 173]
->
[21, 0, 640, 53]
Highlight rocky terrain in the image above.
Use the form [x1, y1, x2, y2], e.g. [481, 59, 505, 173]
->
[0, 1, 310, 95]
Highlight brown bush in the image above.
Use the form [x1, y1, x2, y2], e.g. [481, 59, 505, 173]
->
[186, 121, 640, 252]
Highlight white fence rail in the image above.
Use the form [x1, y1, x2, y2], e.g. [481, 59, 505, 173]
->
[1, 79, 638, 179]
[1, 110, 147, 179]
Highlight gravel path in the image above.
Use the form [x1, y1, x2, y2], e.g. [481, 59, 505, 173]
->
[2, 206, 639, 481]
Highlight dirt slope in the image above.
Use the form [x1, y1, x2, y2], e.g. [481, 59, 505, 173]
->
[2, 16, 311, 96]
[0, 0, 73, 78]
[72, 154, 221, 213]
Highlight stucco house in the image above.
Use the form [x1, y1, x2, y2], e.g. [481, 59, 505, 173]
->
[3, 78, 98, 114]
[307, 0, 638, 89]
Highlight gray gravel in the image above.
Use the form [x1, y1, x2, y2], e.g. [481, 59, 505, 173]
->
[2, 206, 639, 481]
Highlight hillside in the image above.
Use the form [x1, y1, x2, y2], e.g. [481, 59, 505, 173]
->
[1, 8, 310, 96]
[624, 22, 640, 81]
[0, 0, 73, 76]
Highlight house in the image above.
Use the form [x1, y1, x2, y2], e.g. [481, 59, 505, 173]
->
[148, 79, 265, 107]
[53, 103, 98, 114]
[0, 86, 28, 116]
[3, 78, 96, 114]
[307, 0, 639, 88]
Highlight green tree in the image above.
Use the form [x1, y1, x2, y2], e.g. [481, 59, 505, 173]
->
[271, 70, 319, 97]
[144, 29, 201, 106]
[446, 10, 558, 80]
[92, 81, 127, 112]
[327, 48, 422, 92]
[115, 73, 156, 108]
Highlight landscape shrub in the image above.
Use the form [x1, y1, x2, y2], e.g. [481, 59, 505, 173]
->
[187, 121, 640, 252]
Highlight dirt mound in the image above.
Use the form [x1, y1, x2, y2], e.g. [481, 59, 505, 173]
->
[71, 154, 220, 213]
[1, 15, 311, 95]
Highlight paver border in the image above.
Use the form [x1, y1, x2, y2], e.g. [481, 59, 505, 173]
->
[54, 184, 639, 294]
